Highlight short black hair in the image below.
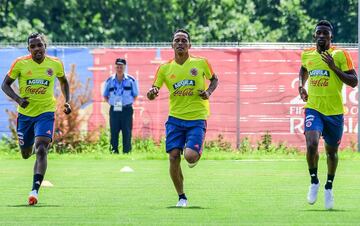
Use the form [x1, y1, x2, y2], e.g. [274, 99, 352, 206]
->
[315, 20, 334, 32]
[173, 29, 191, 42]
[27, 33, 46, 45]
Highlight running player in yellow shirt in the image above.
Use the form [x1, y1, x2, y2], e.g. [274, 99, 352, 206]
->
[147, 29, 218, 207]
[1, 33, 72, 205]
[298, 20, 357, 210]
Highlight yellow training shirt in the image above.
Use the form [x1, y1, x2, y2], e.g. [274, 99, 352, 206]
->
[7, 55, 65, 117]
[153, 56, 214, 120]
[301, 47, 354, 115]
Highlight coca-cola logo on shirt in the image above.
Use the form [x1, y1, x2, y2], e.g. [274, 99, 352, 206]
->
[173, 88, 194, 96]
[24, 86, 47, 94]
[310, 78, 329, 87]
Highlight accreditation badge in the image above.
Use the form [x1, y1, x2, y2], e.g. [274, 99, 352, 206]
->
[114, 96, 123, 111]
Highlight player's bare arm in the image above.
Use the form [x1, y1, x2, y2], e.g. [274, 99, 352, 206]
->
[147, 86, 159, 100]
[58, 76, 72, 114]
[321, 51, 358, 88]
[199, 74, 219, 100]
[298, 66, 309, 102]
[1, 75, 29, 108]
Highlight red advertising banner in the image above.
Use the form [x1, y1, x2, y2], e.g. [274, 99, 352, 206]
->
[87, 48, 358, 149]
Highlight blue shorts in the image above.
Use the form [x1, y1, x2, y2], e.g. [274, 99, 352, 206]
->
[17, 112, 55, 148]
[304, 108, 344, 147]
[165, 116, 207, 154]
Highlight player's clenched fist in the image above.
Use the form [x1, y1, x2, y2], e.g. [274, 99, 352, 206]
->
[18, 97, 30, 108]
[298, 87, 308, 102]
[198, 90, 211, 100]
[147, 87, 159, 100]
[63, 102, 72, 114]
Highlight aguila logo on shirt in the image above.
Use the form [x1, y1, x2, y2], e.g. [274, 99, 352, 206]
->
[26, 79, 50, 86]
[173, 80, 196, 89]
[190, 68, 198, 76]
[309, 70, 329, 77]
[47, 68, 54, 76]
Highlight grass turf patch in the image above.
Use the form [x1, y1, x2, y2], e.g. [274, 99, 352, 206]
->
[0, 158, 360, 225]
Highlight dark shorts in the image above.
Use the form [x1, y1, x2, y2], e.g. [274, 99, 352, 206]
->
[165, 116, 207, 154]
[17, 112, 55, 148]
[304, 108, 344, 147]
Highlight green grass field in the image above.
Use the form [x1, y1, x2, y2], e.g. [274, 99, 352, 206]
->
[1, 155, 360, 226]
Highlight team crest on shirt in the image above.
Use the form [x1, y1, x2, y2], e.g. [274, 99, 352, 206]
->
[190, 68, 198, 76]
[47, 68, 54, 76]
[170, 74, 176, 79]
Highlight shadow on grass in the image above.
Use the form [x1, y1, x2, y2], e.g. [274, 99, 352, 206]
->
[166, 206, 207, 209]
[7, 204, 61, 208]
[301, 209, 347, 212]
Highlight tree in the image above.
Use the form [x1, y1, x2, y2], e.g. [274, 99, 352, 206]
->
[275, 0, 316, 42]
[0, 0, 357, 43]
[301, 0, 357, 42]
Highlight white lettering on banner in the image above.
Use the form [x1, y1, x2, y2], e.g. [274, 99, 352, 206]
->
[289, 78, 306, 134]
[343, 118, 359, 133]
[290, 118, 304, 134]
[350, 106, 358, 115]
[291, 78, 299, 89]
[346, 117, 353, 133]
[348, 88, 358, 105]
[289, 106, 303, 115]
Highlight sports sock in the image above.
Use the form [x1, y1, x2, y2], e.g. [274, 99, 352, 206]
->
[325, 174, 335, 190]
[179, 193, 187, 200]
[309, 168, 319, 184]
[32, 174, 44, 192]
